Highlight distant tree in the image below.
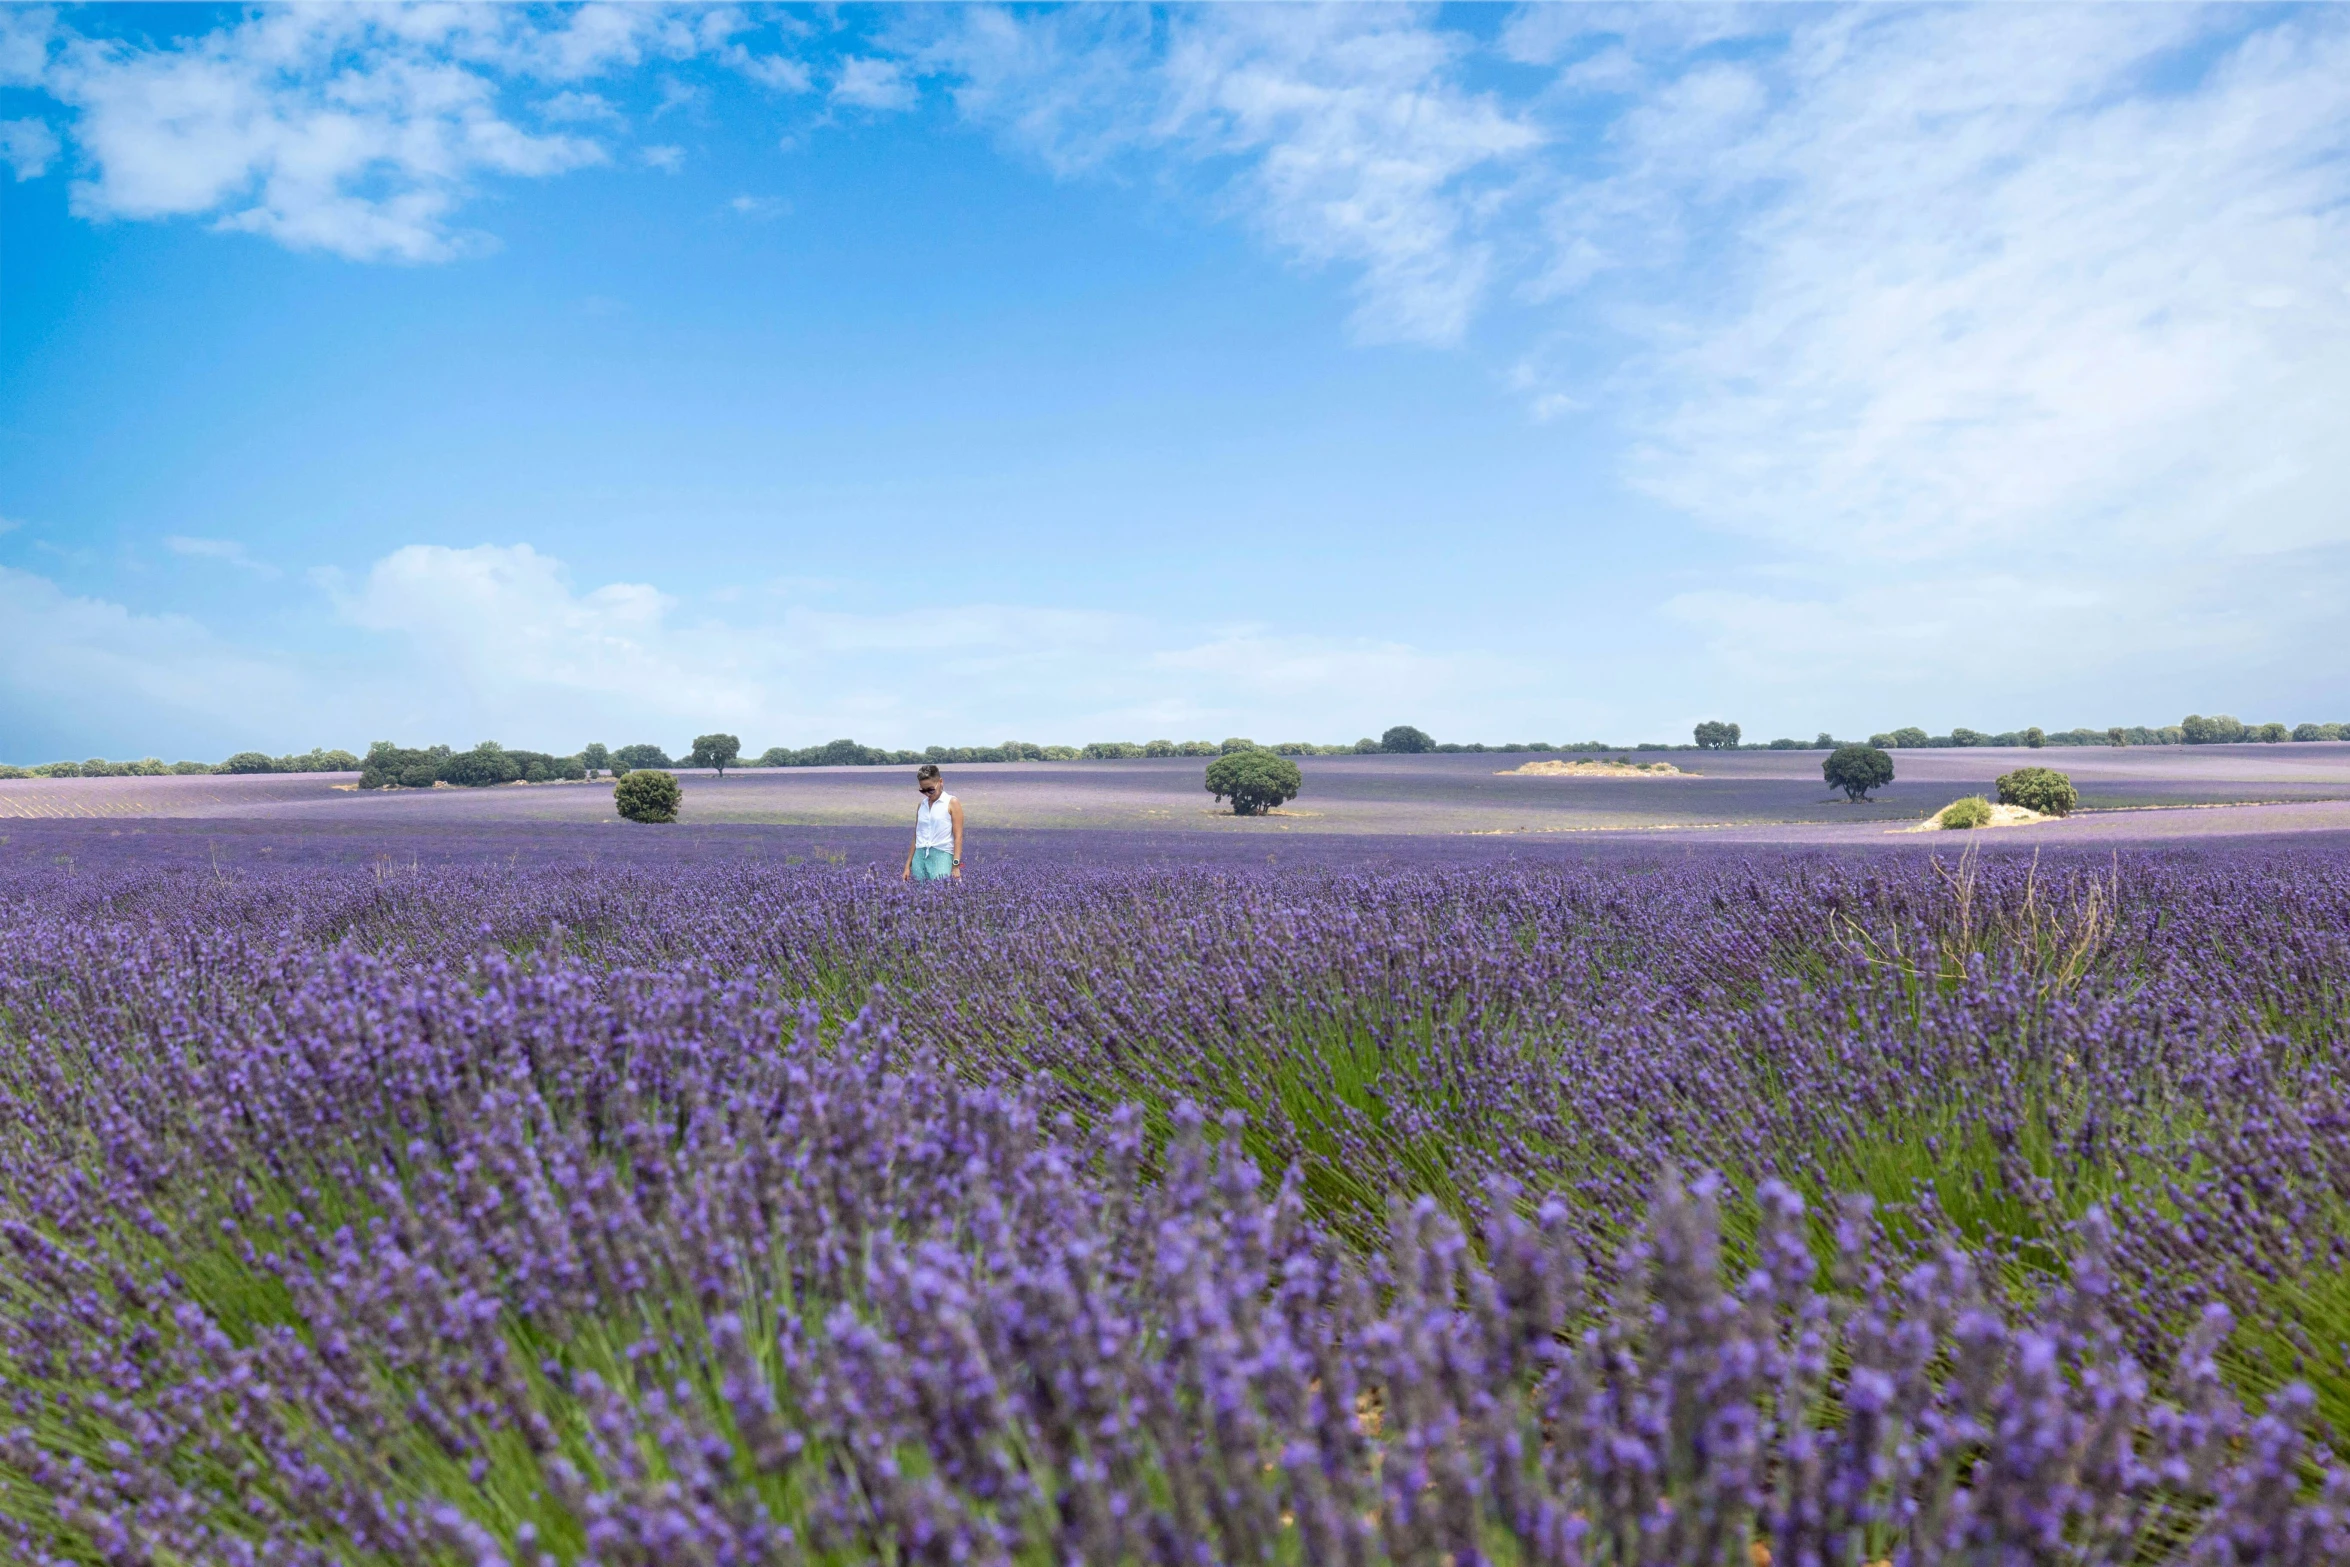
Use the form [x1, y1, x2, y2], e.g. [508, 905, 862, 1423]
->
[1692, 721, 1741, 750]
[1883, 727, 1928, 749]
[1083, 741, 1143, 760]
[613, 743, 674, 771]
[1996, 766, 2078, 817]
[2254, 722, 2289, 743]
[1143, 739, 1178, 757]
[2106, 728, 2128, 748]
[690, 733, 742, 775]
[1823, 744, 1894, 802]
[2024, 727, 2047, 749]
[1205, 749, 1302, 816]
[1949, 728, 1990, 748]
[1218, 737, 1260, 755]
[2295, 723, 2344, 742]
[580, 743, 610, 777]
[2180, 714, 2245, 746]
[1353, 737, 1381, 754]
[219, 752, 276, 774]
[1178, 741, 1219, 757]
[614, 768, 681, 823]
[1380, 725, 1434, 754]
[439, 744, 522, 788]
[1813, 732, 1836, 750]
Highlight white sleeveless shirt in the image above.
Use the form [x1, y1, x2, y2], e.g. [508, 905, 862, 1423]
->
[915, 791, 956, 850]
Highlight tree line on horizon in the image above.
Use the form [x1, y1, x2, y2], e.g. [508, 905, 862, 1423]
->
[8, 713, 2347, 784]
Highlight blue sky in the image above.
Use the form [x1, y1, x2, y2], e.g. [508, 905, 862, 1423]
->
[2, 3, 2346, 760]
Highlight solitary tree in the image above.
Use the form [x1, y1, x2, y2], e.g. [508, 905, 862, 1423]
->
[1692, 721, 1742, 750]
[1205, 750, 1303, 816]
[615, 769, 682, 823]
[1996, 766, 2077, 817]
[1380, 725, 1434, 754]
[580, 743, 610, 777]
[690, 733, 742, 776]
[1823, 744, 1894, 801]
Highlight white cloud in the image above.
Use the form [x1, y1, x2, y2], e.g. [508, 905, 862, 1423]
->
[730, 49, 814, 94]
[923, 6, 1540, 346]
[727, 193, 788, 219]
[0, 117, 59, 178]
[640, 143, 684, 171]
[318, 542, 1505, 745]
[832, 56, 915, 113]
[0, 565, 305, 747]
[34, 8, 609, 261]
[540, 90, 621, 124]
[163, 535, 281, 579]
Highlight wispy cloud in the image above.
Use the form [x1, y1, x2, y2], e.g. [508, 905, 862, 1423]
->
[0, 117, 59, 179]
[727, 193, 788, 219]
[640, 143, 684, 172]
[921, 5, 1541, 346]
[831, 56, 915, 113]
[163, 535, 281, 579]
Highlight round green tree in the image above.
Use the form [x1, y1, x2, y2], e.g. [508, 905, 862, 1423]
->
[1380, 725, 1434, 753]
[1205, 750, 1302, 816]
[1823, 743, 1894, 801]
[1995, 765, 2077, 817]
[615, 768, 682, 824]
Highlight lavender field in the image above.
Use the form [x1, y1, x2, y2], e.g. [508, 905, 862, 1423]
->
[4, 818, 2350, 1565]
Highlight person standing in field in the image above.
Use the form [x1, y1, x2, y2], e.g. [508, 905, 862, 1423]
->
[904, 763, 964, 882]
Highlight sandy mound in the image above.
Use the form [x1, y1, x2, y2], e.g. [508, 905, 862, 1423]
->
[1498, 759, 1685, 778]
[1901, 802, 2050, 833]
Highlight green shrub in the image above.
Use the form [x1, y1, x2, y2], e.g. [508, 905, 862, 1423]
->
[615, 769, 681, 823]
[1996, 765, 2077, 816]
[1218, 737, 1259, 756]
[1380, 725, 1434, 753]
[1143, 739, 1178, 757]
[1937, 796, 1993, 830]
[219, 751, 276, 774]
[1204, 750, 1302, 816]
[612, 743, 674, 771]
[1823, 744, 1894, 801]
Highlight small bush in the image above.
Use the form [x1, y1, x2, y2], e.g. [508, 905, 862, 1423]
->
[1937, 796, 1993, 830]
[615, 769, 682, 824]
[1996, 765, 2077, 817]
[1204, 750, 1302, 816]
[1823, 744, 1894, 801]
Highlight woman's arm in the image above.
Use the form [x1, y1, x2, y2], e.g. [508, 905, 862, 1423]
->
[950, 796, 965, 878]
[904, 822, 918, 880]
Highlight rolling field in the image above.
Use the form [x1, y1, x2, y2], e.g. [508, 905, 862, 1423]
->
[4, 753, 2350, 1561]
[5, 741, 2350, 844]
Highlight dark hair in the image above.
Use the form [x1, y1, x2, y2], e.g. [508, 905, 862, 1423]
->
[916, 764, 941, 781]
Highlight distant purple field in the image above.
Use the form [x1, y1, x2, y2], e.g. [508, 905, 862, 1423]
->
[6, 741, 2349, 852]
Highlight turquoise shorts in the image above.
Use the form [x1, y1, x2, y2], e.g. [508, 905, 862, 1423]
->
[911, 846, 956, 881]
